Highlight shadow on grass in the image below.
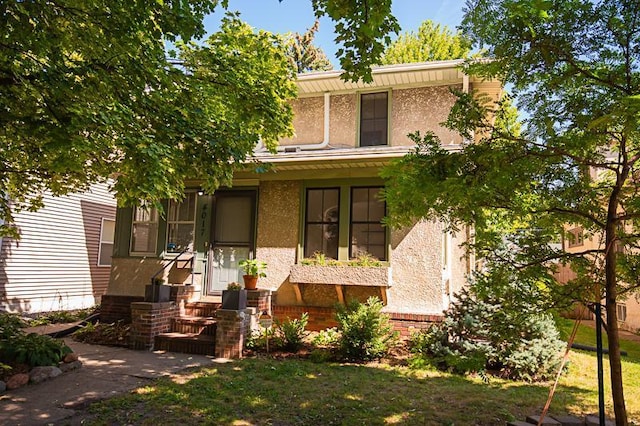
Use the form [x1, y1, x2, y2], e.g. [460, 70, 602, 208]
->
[83, 358, 594, 425]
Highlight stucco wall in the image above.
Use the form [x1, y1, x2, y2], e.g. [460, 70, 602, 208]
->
[280, 97, 325, 146]
[255, 180, 301, 304]
[391, 85, 462, 146]
[108, 257, 164, 296]
[329, 94, 358, 148]
[387, 220, 447, 314]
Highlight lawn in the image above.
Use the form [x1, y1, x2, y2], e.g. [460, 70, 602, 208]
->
[73, 322, 640, 425]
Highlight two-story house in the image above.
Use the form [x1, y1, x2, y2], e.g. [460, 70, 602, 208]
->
[105, 60, 501, 332]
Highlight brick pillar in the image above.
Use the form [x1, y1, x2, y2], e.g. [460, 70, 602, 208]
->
[246, 289, 271, 315]
[215, 308, 255, 359]
[130, 302, 178, 350]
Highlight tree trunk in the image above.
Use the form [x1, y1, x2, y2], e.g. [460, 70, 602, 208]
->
[605, 213, 628, 425]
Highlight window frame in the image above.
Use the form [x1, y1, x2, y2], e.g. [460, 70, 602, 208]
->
[358, 90, 391, 147]
[303, 187, 341, 260]
[348, 186, 387, 261]
[300, 180, 388, 263]
[166, 192, 197, 254]
[97, 217, 115, 267]
[567, 226, 584, 248]
[130, 204, 159, 256]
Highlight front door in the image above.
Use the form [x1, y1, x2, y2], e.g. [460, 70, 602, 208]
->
[205, 190, 256, 295]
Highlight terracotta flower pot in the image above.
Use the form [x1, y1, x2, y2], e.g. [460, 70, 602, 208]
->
[243, 274, 258, 290]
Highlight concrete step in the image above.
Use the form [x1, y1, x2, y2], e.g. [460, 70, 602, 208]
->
[184, 302, 220, 317]
[526, 415, 560, 425]
[154, 332, 216, 356]
[550, 415, 585, 425]
[172, 316, 217, 336]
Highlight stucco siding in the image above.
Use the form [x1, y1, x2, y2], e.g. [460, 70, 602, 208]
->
[391, 85, 463, 146]
[255, 180, 301, 304]
[0, 184, 116, 313]
[108, 257, 164, 296]
[329, 94, 358, 148]
[387, 220, 447, 314]
[280, 97, 325, 146]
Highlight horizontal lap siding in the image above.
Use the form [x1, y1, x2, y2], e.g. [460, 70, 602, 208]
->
[0, 184, 116, 313]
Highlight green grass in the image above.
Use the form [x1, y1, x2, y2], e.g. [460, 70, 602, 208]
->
[71, 322, 640, 425]
[557, 317, 640, 359]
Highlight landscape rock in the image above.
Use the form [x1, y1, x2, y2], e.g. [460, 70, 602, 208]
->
[29, 366, 62, 384]
[0, 380, 6, 393]
[59, 360, 82, 373]
[526, 415, 561, 425]
[63, 352, 79, 363]
[551, 415, 585, 425]
[6, 373, 29, 389]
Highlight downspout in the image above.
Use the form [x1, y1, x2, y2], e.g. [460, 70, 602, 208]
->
[256, 92, 331, 152]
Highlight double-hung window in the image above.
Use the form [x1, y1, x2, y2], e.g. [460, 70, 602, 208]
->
[166, 192, 196, 253]
[131, 204, 159, 255]
[350, 187, 386, 260]
[304, 188, 340, 259]
[97, 218, 115, 266]
[303, 185, 387, 261]
[360, 92, 389, 147]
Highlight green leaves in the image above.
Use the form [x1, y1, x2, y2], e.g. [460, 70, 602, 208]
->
[312, 0, 400, 82]
[381, 20, 472, 65]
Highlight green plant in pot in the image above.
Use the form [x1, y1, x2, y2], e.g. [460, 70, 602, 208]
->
[238, 259, 267, 290]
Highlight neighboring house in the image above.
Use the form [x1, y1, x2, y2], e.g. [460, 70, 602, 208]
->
[106, 60, 502, 330]
[557, 225, 640, 333]
[0, 184, 116, 313]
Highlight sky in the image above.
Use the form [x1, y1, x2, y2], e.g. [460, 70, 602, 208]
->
[203, 0, 467, 68]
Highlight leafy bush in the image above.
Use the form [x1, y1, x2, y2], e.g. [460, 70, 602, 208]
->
[311, 327, 340, 347]
[335, 297, 397, 361]
[275, 312, 308, 352]
[27, 306, 99, 326]
[72, 321, 130, 347]
[0, 313, 28, 339]
[409, 285, 564, 381]
[0, 333, 72, 367]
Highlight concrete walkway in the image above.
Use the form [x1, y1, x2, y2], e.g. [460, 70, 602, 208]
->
[0, 339, 226, 426]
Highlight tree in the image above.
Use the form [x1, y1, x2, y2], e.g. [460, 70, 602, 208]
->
[383, 1, 639, 423]
[1, 0, 400, 236]
[285, 20, 333, 73]
[381, 19, 472, 64]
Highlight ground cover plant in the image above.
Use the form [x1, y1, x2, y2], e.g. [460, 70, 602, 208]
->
[72, 337, 640, 425]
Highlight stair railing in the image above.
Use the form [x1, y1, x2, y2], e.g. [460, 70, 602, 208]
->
[149, 246, 194, 301]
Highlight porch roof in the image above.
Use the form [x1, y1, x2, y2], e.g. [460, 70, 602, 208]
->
[250, 144, 461, 171]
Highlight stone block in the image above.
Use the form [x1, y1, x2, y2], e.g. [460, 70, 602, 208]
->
[0, 380, 6, 393]
[63, 352, 79, 363]
[508, 422, 534, 426]
[551, 415, 585, 425]
[6, 373, 29, 389]
[29, 366, 62, 384]
[526, 415, 561, 425]
[59, 360, 83, 373]
[585, 415, 615, 426]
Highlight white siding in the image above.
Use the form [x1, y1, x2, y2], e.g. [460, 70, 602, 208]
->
[0, 184, 116, 313]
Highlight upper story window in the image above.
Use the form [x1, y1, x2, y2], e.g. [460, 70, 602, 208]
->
[98, 218, 115, 266]
[359, 92, 388, 147]
[567, 227, 584, 248]
[167, 193, 196, 253]
[130, 204, 158, 255]
[304, 188, 340, 259]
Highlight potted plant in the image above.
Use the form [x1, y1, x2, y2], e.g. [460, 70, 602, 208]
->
[238, 259, 267, 290]
[221, 282, 247, 310]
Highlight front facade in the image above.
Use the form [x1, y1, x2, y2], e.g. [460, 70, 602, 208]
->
[0, 184, 116, 313]
[107, 61, 501, 328]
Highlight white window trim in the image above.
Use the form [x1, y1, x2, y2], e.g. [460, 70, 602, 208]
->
[166, 193, 197, 254]
[130, 205, 159, 256]
[97, 217, 115, 267]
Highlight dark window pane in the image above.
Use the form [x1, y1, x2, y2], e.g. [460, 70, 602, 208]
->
[360, 92, 388, 147]
[304, 188, 340, 259]
[215, 196, 252, 243]
[99, 243, 113, 266]
[350, 187, 386, 260]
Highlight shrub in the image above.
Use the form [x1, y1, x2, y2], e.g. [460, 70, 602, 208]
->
[0, 312, 28, 339]
[0, 333, 72, 367]
[335, 297, 397, 361]
[275, 312, 308, 352]
[409, 285, 564, 381]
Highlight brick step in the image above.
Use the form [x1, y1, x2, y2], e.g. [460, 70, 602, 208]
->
[184, 302, 220, 317]
[172, 316, 217, 336]
[154, 332, 216, 356]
